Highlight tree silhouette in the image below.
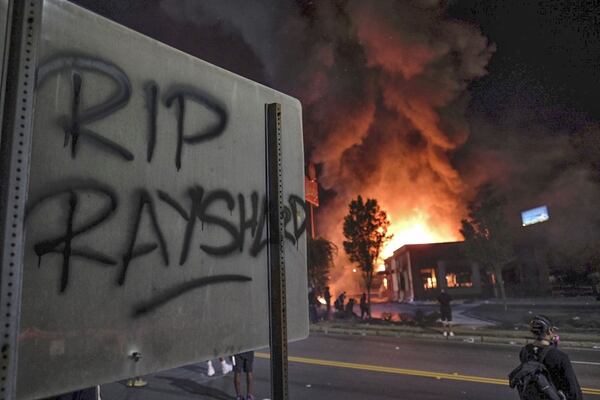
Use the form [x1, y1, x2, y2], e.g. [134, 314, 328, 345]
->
[307, 237, 337, 293]
[343, 196, 392, 316]
[460, 183, 514, 310]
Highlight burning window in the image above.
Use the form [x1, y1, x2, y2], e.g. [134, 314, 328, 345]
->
[420, 268, 437, 290]
[445, 265, 473, 288]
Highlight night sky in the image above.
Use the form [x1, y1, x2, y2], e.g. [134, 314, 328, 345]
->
[72, 1, 600, 125]
[69, 0, 600, 269]
[450, 0, 600, 124]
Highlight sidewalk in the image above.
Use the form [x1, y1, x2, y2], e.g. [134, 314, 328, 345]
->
[101, 361, 237, 400]
[363, 301, 495, 326]
[310, 320, 600, 349]
[315, 297, 600, 348]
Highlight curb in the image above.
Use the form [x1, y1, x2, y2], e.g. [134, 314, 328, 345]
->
[309, 324, 600, 349]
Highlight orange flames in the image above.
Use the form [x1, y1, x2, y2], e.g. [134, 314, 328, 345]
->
[380, 211, 461, 261]
[157, 1, 494, 298]
[303, 2, 493, 297]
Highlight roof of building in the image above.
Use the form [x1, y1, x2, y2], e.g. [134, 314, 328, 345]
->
[387, 241, 466, 262]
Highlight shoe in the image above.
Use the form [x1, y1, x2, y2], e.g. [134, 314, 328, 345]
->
[126, 377, 147, 388]
[443, 331, 448, 337]
[246, 395, 255, 400]
[207, 361, 215, 377]
[235, 396, 244, 400]
[221, 360, 233, 374]
[449, 331, 455, 337]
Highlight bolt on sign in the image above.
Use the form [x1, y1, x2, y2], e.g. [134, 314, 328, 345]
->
[0, 0, 308, 398]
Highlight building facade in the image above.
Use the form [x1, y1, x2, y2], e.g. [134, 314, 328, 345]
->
[384, 239, 553, 301]
[384, 241, 483, 301]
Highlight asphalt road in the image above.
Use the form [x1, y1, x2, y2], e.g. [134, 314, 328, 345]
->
[103, 333, 600, 400]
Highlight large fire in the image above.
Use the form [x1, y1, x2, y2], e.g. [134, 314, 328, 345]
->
[381, 212, 460, 261]
[161, 1, 493, 296]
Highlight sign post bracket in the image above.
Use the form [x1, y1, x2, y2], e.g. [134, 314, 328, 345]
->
[265, 103, 289, 400]
[0, 0, 42, 398]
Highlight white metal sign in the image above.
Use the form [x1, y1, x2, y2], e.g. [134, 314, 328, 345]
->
[10, 0, 308, 398]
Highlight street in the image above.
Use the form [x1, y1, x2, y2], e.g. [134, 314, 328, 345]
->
[103, 333, 600, 400]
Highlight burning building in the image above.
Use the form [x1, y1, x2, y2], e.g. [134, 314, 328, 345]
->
[384, 241, 481, 301]
[384, 238, 553, 302]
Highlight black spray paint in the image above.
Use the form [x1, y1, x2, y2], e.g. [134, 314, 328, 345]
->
[26, 183, 118, 292]
[37, 55, 134, 161]
[31, 54, 305, 315]
[118, 189, 170, 286]
[133, 274, 252, 317]
[164, 87, 228, 171]
[28, 182, 307, 292]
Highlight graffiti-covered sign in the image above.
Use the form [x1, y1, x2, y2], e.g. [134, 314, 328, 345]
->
[15, 0, 307, 398]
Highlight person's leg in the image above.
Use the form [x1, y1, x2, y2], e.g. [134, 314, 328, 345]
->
[244, 352, 255, 399]
[246, 372, 254, 399]
[234, 371, 242, 397]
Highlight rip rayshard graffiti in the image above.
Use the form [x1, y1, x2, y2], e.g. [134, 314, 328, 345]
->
[36, 55, 230, 169]
[26, 55, 307, 316]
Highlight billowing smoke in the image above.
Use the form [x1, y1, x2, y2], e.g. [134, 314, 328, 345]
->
[157, 0, 495, 294]
[458, 112, 600, 268]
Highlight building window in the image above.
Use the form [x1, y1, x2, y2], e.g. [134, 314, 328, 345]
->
[445, 265, 473, 288]
[420, 268, 437, 290]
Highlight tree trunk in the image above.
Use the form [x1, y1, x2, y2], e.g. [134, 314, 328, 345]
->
[366, 272, 372, 319]
[495, 266, 508, 311]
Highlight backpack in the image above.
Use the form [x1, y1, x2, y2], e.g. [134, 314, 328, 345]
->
[509, 346, 565, 400]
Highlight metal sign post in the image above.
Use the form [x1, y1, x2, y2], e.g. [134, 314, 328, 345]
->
[0, 0, 41, 398]
[266, 103, 289, 400]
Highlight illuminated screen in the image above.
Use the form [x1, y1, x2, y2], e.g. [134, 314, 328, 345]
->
[521, 205, 550, 226]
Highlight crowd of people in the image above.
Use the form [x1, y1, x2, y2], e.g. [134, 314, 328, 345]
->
[308, 286, 372, 322]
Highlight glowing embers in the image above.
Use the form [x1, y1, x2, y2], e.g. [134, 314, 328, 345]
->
[420, 267, 437, 290]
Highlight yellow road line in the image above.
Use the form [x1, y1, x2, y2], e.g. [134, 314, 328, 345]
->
[255, 352, 600, 396]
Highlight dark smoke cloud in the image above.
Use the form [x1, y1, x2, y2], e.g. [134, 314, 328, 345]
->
[457, 112, 600, 266]
[158, 0, 495, 292]
[73, 0, 600, 287]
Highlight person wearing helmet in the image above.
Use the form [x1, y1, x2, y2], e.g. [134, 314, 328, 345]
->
[519, 315, 583, 400]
